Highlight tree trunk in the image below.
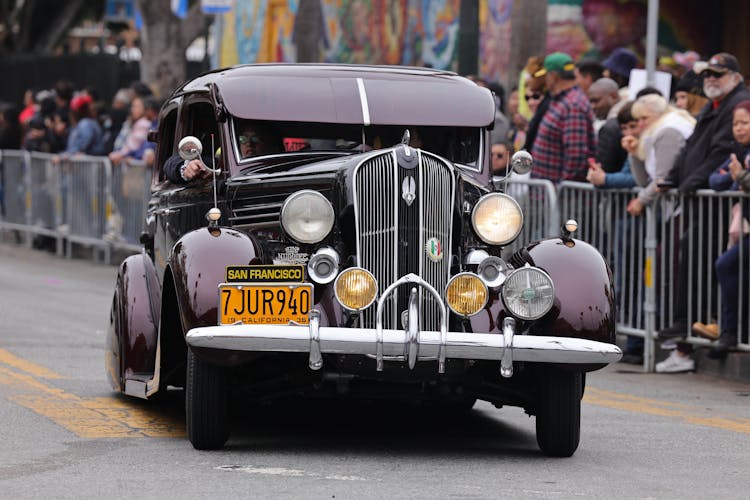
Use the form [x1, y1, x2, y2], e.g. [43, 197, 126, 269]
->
[136, 0, 205, 99]
[34, 0, 84, 53]
[294, 0, 323, 63]
[508, 0, 547, 92]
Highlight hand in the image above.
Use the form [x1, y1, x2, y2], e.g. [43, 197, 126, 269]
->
[621, 135, 639, 155]
[728, 153, 746, 181]
[181, 158, 211, 181]
[586, 160, 606, 186]
[108, 151, 124, 166]
[626, 197, 644, 216]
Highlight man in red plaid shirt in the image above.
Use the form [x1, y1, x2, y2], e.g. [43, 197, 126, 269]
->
[531, 52, 596, 184]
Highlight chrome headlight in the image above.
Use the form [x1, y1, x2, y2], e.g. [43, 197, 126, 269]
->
[471, 193, 523, 245]
[281, 190, 335, 244]
[502, 265, 554, 320]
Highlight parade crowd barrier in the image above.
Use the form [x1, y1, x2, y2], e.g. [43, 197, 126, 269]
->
[0, 150, 149, 262]
[1, 150, 747, 370]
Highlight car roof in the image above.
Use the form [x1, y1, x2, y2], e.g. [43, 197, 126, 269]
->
[175, 63, 496, 127]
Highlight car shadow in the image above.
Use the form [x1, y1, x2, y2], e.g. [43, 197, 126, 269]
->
[112, 390, 542, 457]
[224, 398, 541, 458]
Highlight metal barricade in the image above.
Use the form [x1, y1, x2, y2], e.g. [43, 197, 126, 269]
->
[27, 152, 64, 255]
[503, 177, 559, 255]
[60, 155, 112, 263]
[108, 159, 150, 252]
[555, 182, 750, 370]
[557, 182, 654, 365]
[0, 150, 32, 246]
[655, 190, 749, 353]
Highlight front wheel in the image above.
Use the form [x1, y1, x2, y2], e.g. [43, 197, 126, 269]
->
[186, 349, 229, 450]
[535, 369, 581, 457]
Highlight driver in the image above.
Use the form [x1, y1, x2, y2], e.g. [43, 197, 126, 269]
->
[236, 121, 282, 158]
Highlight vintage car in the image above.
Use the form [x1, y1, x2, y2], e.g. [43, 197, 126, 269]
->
[106, 63, 621, 456]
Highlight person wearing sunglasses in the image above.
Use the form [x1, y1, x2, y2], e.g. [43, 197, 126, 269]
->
[237, 121, 281, 158]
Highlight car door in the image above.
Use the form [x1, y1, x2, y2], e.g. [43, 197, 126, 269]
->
[161, 97, 225, 258]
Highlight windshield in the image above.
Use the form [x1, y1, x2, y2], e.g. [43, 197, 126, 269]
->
[232, 118, 481, 168]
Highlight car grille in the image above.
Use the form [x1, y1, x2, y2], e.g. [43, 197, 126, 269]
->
[353, 149, 454, 330]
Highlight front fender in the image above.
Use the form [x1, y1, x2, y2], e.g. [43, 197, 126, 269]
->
[105, 252, 161, 392]
[170, 227, 261, 336]
[524, 237, 616, 345]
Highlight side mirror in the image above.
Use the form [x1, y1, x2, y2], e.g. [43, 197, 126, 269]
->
[510, 150, 533, 175]
[147, 130, 158, 143]
[178, 136, 203, 161]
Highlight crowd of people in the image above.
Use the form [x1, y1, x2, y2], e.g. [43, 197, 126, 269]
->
[489, 48, 750, 373]
[0, 80, 160, 167]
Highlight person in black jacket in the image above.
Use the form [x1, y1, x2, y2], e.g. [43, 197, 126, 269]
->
[658, 53, 750, 340]
[588, 78, 625, 173]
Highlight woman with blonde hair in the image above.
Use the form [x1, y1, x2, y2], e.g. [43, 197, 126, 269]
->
[623, 93, 696, 216]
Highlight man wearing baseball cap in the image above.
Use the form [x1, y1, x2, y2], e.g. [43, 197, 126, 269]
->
[530, 52, 595, 184]
[658, 52, 750, 349]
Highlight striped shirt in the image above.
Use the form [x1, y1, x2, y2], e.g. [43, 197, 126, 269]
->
[531, 86, 595, 184]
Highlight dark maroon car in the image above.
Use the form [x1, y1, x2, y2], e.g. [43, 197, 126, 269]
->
[106, 64, 621, 455]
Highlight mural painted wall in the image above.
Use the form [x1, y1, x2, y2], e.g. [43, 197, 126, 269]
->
[217, 0, 464, 70]
[214, 0, 718, 87]
[549, 0, 716, 63]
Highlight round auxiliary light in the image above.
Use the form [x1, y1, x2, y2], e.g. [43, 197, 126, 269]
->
[307, 247, 340, 284]
[471, 193, 523, 246]
[280, 190, 335, 244]
[445, 273, 488, 317]
[502, 265, 555, 321]
[334, 268, 377, 311]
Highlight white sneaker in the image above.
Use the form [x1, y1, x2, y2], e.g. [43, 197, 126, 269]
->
[655, 351, 695, 373]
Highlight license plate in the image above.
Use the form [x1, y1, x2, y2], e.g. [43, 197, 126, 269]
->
[219, 283, 313, 325]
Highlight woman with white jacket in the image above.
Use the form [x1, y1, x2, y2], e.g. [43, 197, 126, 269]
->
[622, 94, 696, 216]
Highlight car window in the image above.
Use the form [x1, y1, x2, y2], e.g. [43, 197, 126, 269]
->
[184, 101, 221, 154]
[155, 107, 178, 182]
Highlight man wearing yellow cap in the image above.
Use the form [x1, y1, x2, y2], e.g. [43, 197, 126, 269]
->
[530, 52, 596, 184]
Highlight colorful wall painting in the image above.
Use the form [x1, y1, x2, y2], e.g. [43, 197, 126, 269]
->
[214, 0, 719, 89]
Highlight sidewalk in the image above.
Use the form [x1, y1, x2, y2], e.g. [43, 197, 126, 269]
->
[644, 339, 750, 384]
[691, 348, 750, 383]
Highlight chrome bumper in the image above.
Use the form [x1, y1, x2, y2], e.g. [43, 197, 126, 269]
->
[186, 318, 621, 378]
[187, 273, 622, 378]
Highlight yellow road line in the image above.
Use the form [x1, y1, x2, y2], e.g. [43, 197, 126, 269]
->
[585, 386, 750, 434]
[0, 348, 63, 379]
[2, 346, 749, 438]
[0, 363, 184, 439]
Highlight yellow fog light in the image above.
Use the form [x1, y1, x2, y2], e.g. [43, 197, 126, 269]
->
[334, 268, 377, 311]
[445, 273, 488, 317]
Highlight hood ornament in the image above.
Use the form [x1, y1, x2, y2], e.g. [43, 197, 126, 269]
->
[402, 176, 416, 206]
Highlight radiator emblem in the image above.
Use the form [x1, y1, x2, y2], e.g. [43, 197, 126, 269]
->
[402, 176, 416, 206]
[425, 237, 443, 262]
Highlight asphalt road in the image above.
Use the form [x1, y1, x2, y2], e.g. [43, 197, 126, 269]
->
[0, 241, 749, 499]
